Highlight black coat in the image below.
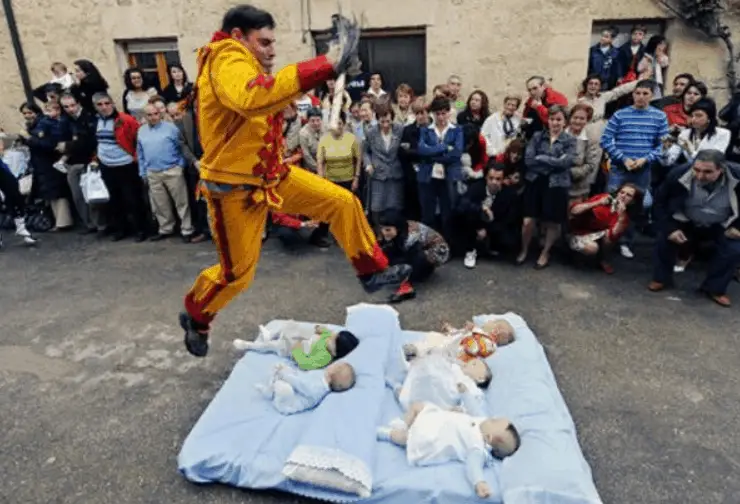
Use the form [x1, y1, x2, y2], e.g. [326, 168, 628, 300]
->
[456, 179, 521, 231]
[71, 79, 108, 113]
[162, 82, 194, 105]
[614, 42, 645, 83]
[653, 162, 740, 236]
[62, 110, 98, 165]
[23, 117, 66, 200]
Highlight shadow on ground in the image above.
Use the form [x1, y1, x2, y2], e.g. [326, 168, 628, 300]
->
[1, 232, 739, 504]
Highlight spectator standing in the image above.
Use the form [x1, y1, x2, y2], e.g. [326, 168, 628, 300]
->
[320, 77, 352, 122]
[137, 104, 194, 242]
[18, 102, 73, 230]
[481, 95, 522, 157]
[122, 68, 159, 123]
[588, 26, 619, 90]
[92, 92, 148, 242]
[364, 105, 405, 223]
[457, 90, 490, 134]
[392, 84, 415, 126]
[567, 103, 602, 201]
[522, 76, 568, 139]
[417, 96, 464, 242]
[399, 98, 429, 221]
[0, 141, 37, 246]
[299, 108, 324, 173]
[71, 60, 109, 113]
[60, 92, 103, 234]
[517, 105, 576, 268]
[366, 72, 388, 100]
[577, 72, 649, 130]
[637, 36, 670, 99]
[282, 103, 303, 165]
[663, 81, 708, 128]
[161, 64, 194, 108]
[600, 80, 669, 258]
[650, 150, 740, 307]
[614, 25, 647, 85]
[652, 73, 695, 110]
[447, 75, 466, 113]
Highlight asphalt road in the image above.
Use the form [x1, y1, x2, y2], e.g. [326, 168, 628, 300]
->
[1, 231, 739, 504]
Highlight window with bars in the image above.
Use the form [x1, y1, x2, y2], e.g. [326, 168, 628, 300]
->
[120, 39, 182, 91]
[313, 27, 427, 97]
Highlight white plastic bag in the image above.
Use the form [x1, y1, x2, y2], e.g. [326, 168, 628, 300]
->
[80, 165, 109, 204]
[18, 174, 33, 196]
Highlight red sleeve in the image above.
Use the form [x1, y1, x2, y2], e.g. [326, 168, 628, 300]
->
[535, 103, 549, 125]
[296, 55, 336, 93]
[548, 89, 569, 107]
[494, 152, 505, 164]
[271, 212, 303, 229]
[474, 135, 489, 172]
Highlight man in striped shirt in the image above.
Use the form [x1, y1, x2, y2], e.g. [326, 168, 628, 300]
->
[600, 80, 669, 257]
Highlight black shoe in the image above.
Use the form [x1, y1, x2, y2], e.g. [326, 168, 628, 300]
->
[182, 234, 193, 243]
[360, 264, 412, 294]
[135, 232, 148, 243]
[179, 312, 210, 357]
[79, 228, 97, 235]
[149, 233, 172, 242]
[310, 235, 332, 249]
[111, 232, 127, 242]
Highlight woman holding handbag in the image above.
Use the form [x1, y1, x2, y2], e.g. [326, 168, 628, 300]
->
[0, 140, 37, 247]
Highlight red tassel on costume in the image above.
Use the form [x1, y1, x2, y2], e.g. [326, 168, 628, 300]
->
[210, 31, 232, 43]
[351, 242, 389, 276]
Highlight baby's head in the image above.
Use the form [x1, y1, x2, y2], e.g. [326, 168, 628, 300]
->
[482, 320, 515, 346]
[328, 330, 359, 359]
[326, 361, 356, 392]
[480, 418, 521, 460]
[462, 358, 492, 389]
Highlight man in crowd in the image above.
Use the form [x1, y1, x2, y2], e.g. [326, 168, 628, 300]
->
[60, 92, 102, 234]
[614, 24, 647, 84]
[448, 74, 466, 113]
[651, 73, 695, 110]
[521, 76, 568, 139]
[457, 164, 521, 268]
[649, 150, 740, 307]
[92, 91, 148, 242]
[588, 26, 619, 90]
[600, 80, 669, 259]
[137, 104, 194, 242]
[299, 107, 324, 173]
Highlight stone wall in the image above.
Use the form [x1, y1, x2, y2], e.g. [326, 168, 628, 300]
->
[0, 0, 737, 128]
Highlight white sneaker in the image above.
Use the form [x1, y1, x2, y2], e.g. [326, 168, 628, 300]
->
[14, 218, 37, 245]
[464, 250, 477, 269]
[620, 245, 634, 259]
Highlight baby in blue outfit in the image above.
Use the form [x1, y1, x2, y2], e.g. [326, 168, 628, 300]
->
[257, 361, 356, 415]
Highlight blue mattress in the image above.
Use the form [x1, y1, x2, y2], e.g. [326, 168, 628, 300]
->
[178, 304, 603, 504]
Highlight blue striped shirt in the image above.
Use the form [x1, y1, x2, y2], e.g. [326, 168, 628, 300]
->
[600, 106, 669, 164]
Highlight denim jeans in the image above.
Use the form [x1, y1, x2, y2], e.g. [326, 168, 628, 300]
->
[418, 178, 458, 242]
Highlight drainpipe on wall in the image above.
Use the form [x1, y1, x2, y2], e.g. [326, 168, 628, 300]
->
[2, 0, 34, 101]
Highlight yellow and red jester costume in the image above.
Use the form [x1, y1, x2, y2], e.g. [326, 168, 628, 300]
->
[457, 329, 497, 363]
[183, 31, 395, 342]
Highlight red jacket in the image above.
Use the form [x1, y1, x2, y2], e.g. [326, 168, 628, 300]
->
[106, 111, 140, 159]
[523, 88, 569, 126]
[569, 194, 630, 242]
[663, 103, 689, 127]
[272, 212, 304, 230]
[471, 134, 489, 173]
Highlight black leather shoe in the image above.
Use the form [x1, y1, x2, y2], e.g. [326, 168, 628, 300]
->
[179, 312, 210, 357]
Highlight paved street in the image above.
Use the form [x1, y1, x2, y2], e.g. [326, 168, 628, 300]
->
[1, 232, 739, 504]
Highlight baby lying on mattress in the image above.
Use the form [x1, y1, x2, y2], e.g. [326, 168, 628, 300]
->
[403, 319, 515, 363]
[377, 393, 521, 499]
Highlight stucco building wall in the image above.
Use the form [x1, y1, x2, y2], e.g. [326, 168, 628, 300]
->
[0, 0, 736, 128]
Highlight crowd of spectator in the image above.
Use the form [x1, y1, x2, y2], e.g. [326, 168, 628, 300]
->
[2, 22, 740, 307]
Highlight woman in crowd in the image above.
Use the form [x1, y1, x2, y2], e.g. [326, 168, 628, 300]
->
[457, 90, 490, 133]
[663, 81, 708, 128]
[364, 105, 405, 223]
[392, 83, 416, 126]
[399, 98, 429, 221]
[662, 98, 730, 166]
[161, 64, 193, 107]
[282, 103, 303, 166]
[366, 72, 388, 100]
[71, 59, 109, 112]
[122, 67, 158, 122]
[358, 100, 377, 142]
[481, 95, 521, 157]
[495, 139, 526, 177]
[461, 123, 489, 181]
[417, 96, 464, 242]
[568, 183, 640, 274]
[517, 105, 576, 269]
[431, 84, 458, 124]
[18, 102, 73, 231]
[577, 70, 650, 129]
[566, 103, 602, 202]
[320, 77, 352, 121]
[638, 35, 670, 98]
[378, 209, 449, 303]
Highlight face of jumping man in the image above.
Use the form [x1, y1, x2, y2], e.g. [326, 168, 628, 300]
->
[233, 27, 276, 72]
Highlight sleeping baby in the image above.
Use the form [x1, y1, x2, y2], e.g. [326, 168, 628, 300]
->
[234, 321, 359, 370]
[377, 398, 521, 499]
[257, 361, 356, 415]
[403, 319, 516, 363]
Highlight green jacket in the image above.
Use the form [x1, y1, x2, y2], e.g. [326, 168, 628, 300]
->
[292, 329, 333, 370]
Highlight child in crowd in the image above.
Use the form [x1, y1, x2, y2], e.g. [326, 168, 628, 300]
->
[49, 62, 75, 90]
[257, 361, 356, 415]
[377, 400, 521, 499]
[233, 322, 360, 371]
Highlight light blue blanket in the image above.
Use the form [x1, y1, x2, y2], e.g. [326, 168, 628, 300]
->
[178, 307, 603, 504]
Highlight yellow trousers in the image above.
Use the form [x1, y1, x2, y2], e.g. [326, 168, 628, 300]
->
[184, 166, 388, 326]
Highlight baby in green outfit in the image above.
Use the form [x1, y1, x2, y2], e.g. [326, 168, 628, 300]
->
[234, 322, 360, 370]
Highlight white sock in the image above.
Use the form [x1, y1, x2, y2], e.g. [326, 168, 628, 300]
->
[232, 338, 252, 352]
[376, 426, 393, 441]
[14, 218, 30, 237]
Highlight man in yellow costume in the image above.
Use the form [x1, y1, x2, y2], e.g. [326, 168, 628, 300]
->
[180, 5, 412, 357]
